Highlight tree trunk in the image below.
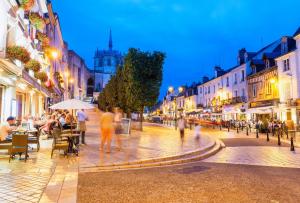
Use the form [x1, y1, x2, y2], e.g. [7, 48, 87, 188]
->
[139, 107, 144, 131]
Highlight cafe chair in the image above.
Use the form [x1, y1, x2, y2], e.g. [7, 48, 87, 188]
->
[9, 134, 29, 163]
[51, 128, 69, 158]
[28, 131, 40, 152]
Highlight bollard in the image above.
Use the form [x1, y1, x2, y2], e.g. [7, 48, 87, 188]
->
[228, 125, 230, 132]
[237, 126, 239, 133]
[291, 136, 295, 151]
[266, 130, 269, 142]
[246, 127, 249, 136]
[256, 128, 259, 138]
[272, 127, 274, 137]
[277, 129, 281, 146]
[286, 129, 289, 139]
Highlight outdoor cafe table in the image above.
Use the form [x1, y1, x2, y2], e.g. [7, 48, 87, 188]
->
[60, 133, 80, 156]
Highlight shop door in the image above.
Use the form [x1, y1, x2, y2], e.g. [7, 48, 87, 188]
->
[16, 94, 23, 121]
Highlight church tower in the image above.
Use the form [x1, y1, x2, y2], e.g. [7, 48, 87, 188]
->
[93, 30, 123, 92]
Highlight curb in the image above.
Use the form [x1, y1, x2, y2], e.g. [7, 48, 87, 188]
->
[80, 139, 224, 172]
[81, 135, 216, 168]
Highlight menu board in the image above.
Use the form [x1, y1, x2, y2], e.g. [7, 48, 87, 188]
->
[121, 118, 131, 135]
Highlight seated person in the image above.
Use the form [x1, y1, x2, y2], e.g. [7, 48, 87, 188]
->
[59, 114, 67, 128]
[39, 115, 56, 136]
[0, 117, 17, 142]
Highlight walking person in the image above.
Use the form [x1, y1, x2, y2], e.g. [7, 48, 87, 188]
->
[100, 111, 114, 153]
[178, 116, 185, 145]
[114, 107, 123, 150]
[76, 109, 88, 145]
[194, 123, 201, 141]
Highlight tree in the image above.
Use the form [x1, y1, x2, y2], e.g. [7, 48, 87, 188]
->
[123, 48, 165, 130]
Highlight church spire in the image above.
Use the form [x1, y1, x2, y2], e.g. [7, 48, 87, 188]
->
[109, 29, 113, 50]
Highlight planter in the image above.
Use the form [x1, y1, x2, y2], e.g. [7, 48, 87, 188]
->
[28, 70, 34, 77]
[25, 59, 41, 72]
[6, 46, 30, 63]
[19, 0, 35, 11]
[29, 12, 45, 31]
[34, 71, 48, 82]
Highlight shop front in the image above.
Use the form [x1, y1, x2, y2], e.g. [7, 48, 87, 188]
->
[222, 103, 248, 121]
[248, 99, 280, 121]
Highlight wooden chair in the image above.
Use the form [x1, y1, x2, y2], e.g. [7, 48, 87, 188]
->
[51, 128, 69, 158]
[28, 131, 40, 151]
[9, 134, 28, 162]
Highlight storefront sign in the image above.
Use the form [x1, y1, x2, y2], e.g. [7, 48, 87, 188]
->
[250, 99, 279, 108]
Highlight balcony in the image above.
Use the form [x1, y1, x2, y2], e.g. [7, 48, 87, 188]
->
[223, 96, 247, 105]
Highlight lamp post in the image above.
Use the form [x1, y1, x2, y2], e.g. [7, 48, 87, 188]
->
[168, 86, 184, 130]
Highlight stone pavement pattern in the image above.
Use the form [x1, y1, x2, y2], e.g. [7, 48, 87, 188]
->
[0, 138, 78, 203]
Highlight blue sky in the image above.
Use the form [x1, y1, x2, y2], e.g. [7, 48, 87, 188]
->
[52, 0, 300, 98]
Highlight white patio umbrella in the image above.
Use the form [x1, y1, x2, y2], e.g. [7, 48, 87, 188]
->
[49, 99, 95, 110]
[49, 99, 95, 134]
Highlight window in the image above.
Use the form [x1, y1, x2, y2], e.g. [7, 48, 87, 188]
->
[234, 90, 238, 97]
[253, 84, 257, 97]
[78, 68, 81, 88]
[226, 77, 229, 87]
[205, 87, 207, 94]
[208, 86, 210, 94]
[234, 73, 237, 84]
[283, 59, 290, 71]
[213, 85, 215, 93]
[199, 87, 202, 94]
[266, 60, 270, 68]
[242, 88, 245, 97]
[241, 70, 245, 82]
[266, 81, 272, 95]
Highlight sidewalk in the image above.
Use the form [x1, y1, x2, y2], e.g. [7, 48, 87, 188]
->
[79, 109, 216, 169]
[0, 139, 78, 203]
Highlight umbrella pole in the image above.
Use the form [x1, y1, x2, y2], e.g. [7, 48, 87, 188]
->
[71, 109, 73, 135]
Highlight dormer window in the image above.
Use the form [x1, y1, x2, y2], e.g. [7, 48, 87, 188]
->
[265, 60, 270, 68]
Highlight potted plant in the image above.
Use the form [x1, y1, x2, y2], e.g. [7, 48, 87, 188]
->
[6, 45, 30, 64]
[29, 12, 45, 31]
[19, 0, 35, 11]
[25, 59, 41, 72]
[36, 31, 50, 47]
[34, 71, 48, 82]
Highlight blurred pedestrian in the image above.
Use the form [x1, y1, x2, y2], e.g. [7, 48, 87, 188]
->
[100, 111, 114, 153]
[77, 109, 88, 145]
[194, 123, 201, 140]
[178, 116, 185, 144]
[114, 107, 123, 150]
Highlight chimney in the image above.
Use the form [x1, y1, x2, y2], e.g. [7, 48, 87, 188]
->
[214, 66, 224, 77]
[238, 48, 247, 65]
[202, 76, 209, 83]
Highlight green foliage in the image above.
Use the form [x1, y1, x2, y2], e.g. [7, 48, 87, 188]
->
[29, 12, 45, 31]
[25, 59, 41, 72]
[20, 0, 35, 11]
[6, 46, 30, 63]
[123, 48, 165, 114]
[98, 48, 165, 120]
[34, 71, 48, 82]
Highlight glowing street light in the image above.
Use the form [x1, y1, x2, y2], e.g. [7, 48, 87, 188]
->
[69, 78, 74, 84]
[168, 86, 184, 129]
[51, 50, 59, 59]
[64, 71, 70, 78]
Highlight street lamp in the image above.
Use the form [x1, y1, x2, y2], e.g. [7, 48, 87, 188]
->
[168, 86, 184, 130]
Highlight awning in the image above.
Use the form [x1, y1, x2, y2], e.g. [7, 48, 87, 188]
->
[248, 106, 279, 114]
